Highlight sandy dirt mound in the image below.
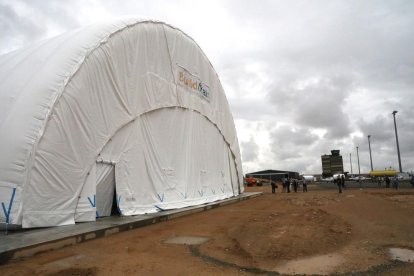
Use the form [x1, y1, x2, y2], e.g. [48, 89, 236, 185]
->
[201, 208, 351, 270]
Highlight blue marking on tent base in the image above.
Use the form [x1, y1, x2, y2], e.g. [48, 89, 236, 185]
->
[157, 193, 164, 202]
[220, 187, 225, 193]
[154, 205, 165, 211]
[87, 195, 99, 218]
[1, 187, 16, 235]
[180, 192, 187, 199]
[198, 190, 204, 197]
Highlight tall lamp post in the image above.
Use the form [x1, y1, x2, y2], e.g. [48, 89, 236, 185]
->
[349, 153, 353, 175]
[392, 111, 403, 173]
[356, 146, 361, 189]
[367, 135, 373, 172]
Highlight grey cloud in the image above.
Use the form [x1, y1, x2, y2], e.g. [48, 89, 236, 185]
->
[269, 139, 326, 173]
[1, 0, 414, 173]
[356, 115, 394, 143]
[241, 136, 259, 163]
[269, 125, 319, 162]
[268, 74, 354, 139]
[354, 104, 414, 172]
[0, 2, 46, 53]
[30, 1, 81, 30]
[0, 0, 82, 54]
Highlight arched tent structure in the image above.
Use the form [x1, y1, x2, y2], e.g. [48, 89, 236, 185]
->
[0, 18, 243, 228]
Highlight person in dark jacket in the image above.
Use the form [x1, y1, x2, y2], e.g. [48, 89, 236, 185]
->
[385, 176, 390, 188]
[292, 179, 298, 192]
[302, 179, 308, 192]
[284, 174, 290, 193]
[336, 176, 342, 193]
[271, 181, 277, 194]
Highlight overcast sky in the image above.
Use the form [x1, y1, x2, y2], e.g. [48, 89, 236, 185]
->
[1, 0, 413, 175]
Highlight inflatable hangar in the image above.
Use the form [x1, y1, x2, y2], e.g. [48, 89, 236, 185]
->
[0, 18, 243, 228]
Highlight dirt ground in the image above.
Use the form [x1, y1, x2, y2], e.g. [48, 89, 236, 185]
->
[1, 185, 414, 275]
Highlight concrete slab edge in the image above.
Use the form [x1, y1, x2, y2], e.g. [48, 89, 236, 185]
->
[0, 192, 261, 265]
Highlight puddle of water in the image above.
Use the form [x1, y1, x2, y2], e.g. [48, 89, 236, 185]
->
[163, 236, 209, 245]
[274, 253, 345, 275]
[389, 248, 414, 262]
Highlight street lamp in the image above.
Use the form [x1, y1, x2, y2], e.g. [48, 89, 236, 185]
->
[392, 111, 403, 173]
[367, 135, 373, 172]
[349, 153, 353, 175]
[356, 146, 361, 189]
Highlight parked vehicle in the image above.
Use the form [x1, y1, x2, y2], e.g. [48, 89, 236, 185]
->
[244, 177, 258, 187]
[397, 172, 411, 180]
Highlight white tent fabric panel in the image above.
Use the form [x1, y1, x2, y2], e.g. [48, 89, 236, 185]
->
[99, 107, 237, 214]
[0, 20, 133, 226]
[75, 164, 96, 223]
[0, 18, 243, 228]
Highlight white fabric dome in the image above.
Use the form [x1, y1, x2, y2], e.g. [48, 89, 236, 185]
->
[0, 18, 243, 228]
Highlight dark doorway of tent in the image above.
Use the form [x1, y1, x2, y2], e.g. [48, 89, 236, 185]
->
[96, 163, 120, 217]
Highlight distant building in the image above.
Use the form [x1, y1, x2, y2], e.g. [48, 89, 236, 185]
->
[321, 150, 344, 177]
[245, 169, 299, 182]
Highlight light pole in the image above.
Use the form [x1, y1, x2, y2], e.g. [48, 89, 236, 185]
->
[367, 135, 373, 172]
[392, 111, 403, 173]
[349, 153, 353, 175]
[356, 146, 361, 189]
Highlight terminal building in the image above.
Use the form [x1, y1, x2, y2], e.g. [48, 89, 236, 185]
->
[321, 150, 344, 177]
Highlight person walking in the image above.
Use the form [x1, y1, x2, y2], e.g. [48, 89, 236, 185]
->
[410, 175, 414, 188]
[392, 176, 399, 190]
[336, 175, 342, 194]
[284, 174, 291, 193]
[341, 175, 346, 189]
[302, 178, 308, 192]
[385, 176, 390, 188]
[271, 181, 277, 194]
[293, 179, 298, 192]
[377, 177, 382, 188]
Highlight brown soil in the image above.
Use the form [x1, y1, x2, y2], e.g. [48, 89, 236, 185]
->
[1, 186, 414, 275]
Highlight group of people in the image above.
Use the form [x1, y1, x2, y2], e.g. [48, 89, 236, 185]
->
[334, 175, 346, 193]
[377, 175, 401, 190]
[269, 174, 414, 194]
[344, 174, 414, 191]
[271, 175, 309, 194]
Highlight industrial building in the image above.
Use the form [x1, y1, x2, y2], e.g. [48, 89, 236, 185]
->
[321, 150, 344, 177]
[245, 170, 299, 183]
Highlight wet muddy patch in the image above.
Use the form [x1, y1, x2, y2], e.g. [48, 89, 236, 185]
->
[389, 247, 414, 262]
[274, 253, 345, 275]
[163, 236, 209, 245]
